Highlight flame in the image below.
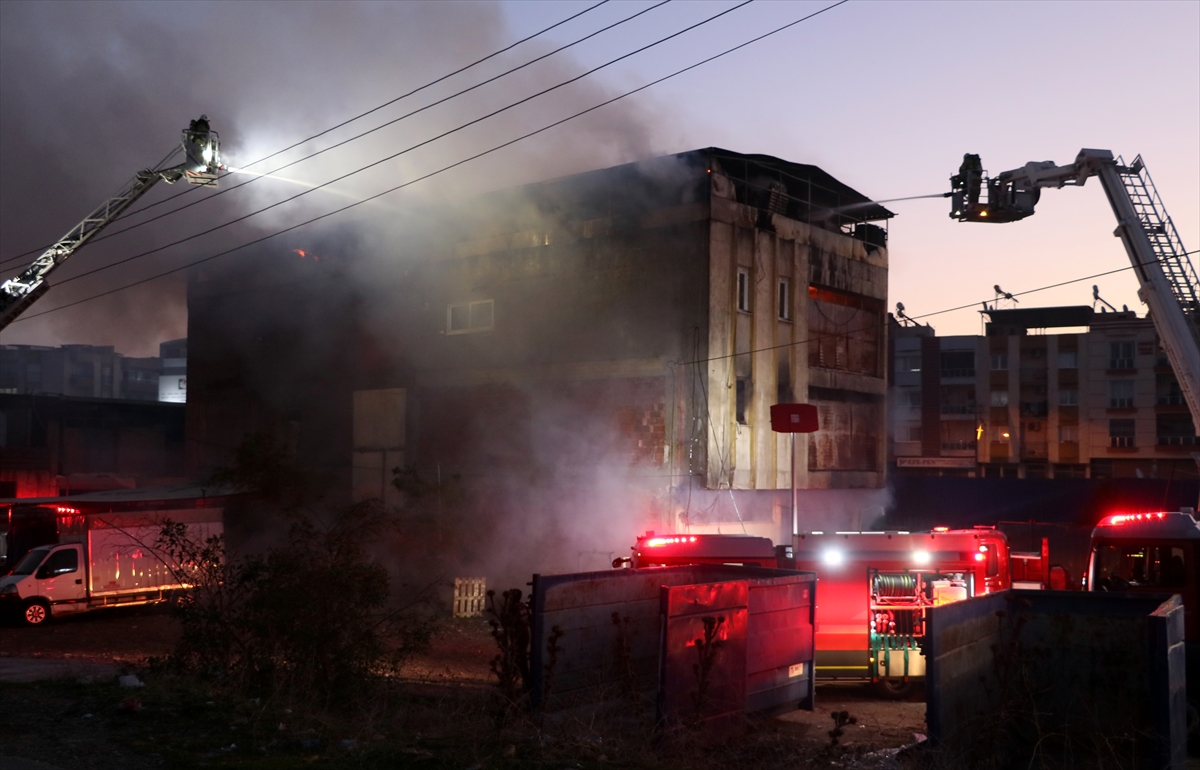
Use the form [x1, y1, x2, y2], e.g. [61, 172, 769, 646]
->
[293, 249, 320, 262]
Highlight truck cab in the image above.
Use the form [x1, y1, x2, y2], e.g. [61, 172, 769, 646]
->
[0, 544, 88, 625]
[1087, 511, 1200, 642]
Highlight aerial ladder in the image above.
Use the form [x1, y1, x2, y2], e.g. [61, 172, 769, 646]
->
[949, 149, 1200, 435]
[0, 116, 223, 333]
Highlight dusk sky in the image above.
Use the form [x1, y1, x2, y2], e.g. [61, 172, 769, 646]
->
[1, 0, 1196, 355]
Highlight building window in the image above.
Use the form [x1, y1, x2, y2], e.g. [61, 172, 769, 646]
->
[447, 300, 494, 335]
[1058, 388, 1078, 406]
[1058, 425, 1079, 443]
[940, 351, 975, 378]
[1157, 415, 1199, 446]
[1109, 379, 1134, 408]
[1057, 350, 1078, 369]
[1109, 418, 1135, 448]
[993, 426, 1011, 444]
[990, 390, 1009, 407]
[737, 269, 751, 313]
[904, 424, 923, 442]
[990, 352, 1008, 371]
[900, 389, 922, 408]
[735, 378, 748, 424]
[1109, 341, 1134, 370]
[778, 278, 791, 321]
[895, 354, 920, 373]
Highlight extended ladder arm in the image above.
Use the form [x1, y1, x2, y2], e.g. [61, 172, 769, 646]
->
[950, 149, 1200, 434]
[0, 171, 163, 331]
[0, 115, 222, 333]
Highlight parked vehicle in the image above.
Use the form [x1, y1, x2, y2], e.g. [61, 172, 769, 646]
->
[0, 501, 223, 625]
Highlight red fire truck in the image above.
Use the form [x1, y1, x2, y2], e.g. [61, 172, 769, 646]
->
[618, 527, 1015, 696]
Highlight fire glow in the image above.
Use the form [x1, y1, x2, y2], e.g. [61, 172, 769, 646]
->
[293, 249, 320, 261]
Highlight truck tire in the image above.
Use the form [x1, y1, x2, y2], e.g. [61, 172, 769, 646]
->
[874, 678, 916, 700]
[22, 599, 50, 626]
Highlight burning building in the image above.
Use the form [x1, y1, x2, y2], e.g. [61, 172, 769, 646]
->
[187, 148, 892, 572]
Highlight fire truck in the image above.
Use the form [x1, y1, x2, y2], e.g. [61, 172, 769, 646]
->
[618, 527, 1018, 696]
[1085, 510, 1200, 730]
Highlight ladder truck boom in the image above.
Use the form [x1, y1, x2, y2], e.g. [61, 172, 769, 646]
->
[949, 148, 1200, 434]
[0, 116, 223, 333]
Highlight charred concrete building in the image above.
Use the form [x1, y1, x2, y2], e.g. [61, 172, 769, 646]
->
[187, 149, 892, 571]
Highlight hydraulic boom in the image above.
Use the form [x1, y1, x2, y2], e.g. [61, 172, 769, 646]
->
[0, 116, 223, 332]
[949, 149, 1200, 434]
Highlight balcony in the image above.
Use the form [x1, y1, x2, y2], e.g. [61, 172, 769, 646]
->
[1019, 402, 1049, 418]
[941, 368, 975, 379]
[941, 440, 977, 455]
[1110, 436, 1135, 448]
[1022, 441, 1049, 459]
[1158, 436, 1200, 446]
[940, 403, 978, 416]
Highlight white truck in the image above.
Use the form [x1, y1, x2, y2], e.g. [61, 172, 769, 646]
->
[0, 501, 223, 626]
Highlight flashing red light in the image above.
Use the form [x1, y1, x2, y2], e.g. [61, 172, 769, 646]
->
[645, 536, 698, 548]
[1101, 512, 1169, 527]
[979, 545, 988, 552]
[55, 506, 78, 515]
[933, 526, 949, 533]
[974, 553, 985, 562]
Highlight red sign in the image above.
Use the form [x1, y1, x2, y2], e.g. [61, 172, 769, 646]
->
[770, 403, 818, 433]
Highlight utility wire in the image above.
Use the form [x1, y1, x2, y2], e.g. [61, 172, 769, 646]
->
[42, 0, 754, 292]
[8, 0, 866, 323]
[0, 0, 614, 270]
[42, 0, 672, 262]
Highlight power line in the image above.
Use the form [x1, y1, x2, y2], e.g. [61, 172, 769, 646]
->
[41, 0, 755, 293]
[16, 0, 850, 322]
[0, 0, 615, 271]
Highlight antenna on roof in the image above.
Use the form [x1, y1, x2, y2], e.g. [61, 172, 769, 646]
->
[993, 284, 1019, 307]
[1092, 284, 1118, 312]
[895, 302, 918, 327]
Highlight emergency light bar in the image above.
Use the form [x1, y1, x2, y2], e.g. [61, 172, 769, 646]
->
[1101, 512, 1170, 527]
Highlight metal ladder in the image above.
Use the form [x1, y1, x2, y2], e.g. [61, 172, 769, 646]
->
[1117, 155, 1200, 348]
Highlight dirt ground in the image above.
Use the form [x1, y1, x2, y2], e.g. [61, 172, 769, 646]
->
[0, 606, 926, 769]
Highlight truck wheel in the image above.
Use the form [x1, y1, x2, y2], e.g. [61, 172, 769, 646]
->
[22, 599, 50, 626]
[874, 679, 916, 700]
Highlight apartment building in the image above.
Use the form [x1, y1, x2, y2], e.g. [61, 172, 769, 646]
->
[890, 306, 1198, 480]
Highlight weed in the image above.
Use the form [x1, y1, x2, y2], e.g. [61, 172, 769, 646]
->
[687, 615, 726, 728]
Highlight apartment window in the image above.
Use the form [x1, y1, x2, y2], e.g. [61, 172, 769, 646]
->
[990, 390, 1009, 407]
[895, 354, 921, 373]
[941, 351, 975, 378]
[1058, 388, 1078, 406]
[1057, 350, 1078, 369]
[1109, 419, 1135, 448]
[990, 352, 1008, 371]
[735, 378, 748, 424]
[1109, 341, 1134, 370]
[900, 389, 922, 408]
[1058, 425, 1079, 443]
[447, 300, 494, 334]
[1109, 379, 1135, 409]
[904, 424, 923, 442]
[737, 269, 750, 313]
[778, 278, 791, 321]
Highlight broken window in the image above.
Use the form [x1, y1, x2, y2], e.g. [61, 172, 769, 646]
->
[737, 269, 751, 313]
[447, 300, 494, 334]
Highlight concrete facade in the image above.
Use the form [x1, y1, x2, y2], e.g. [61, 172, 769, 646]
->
[187, 149, 892, 556]
[0, 344, 164, 402]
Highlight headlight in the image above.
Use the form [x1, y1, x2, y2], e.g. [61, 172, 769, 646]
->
[0, 584, 18, 595]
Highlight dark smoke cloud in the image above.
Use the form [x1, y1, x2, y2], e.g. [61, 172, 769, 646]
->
[0, 0, 669, 355]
